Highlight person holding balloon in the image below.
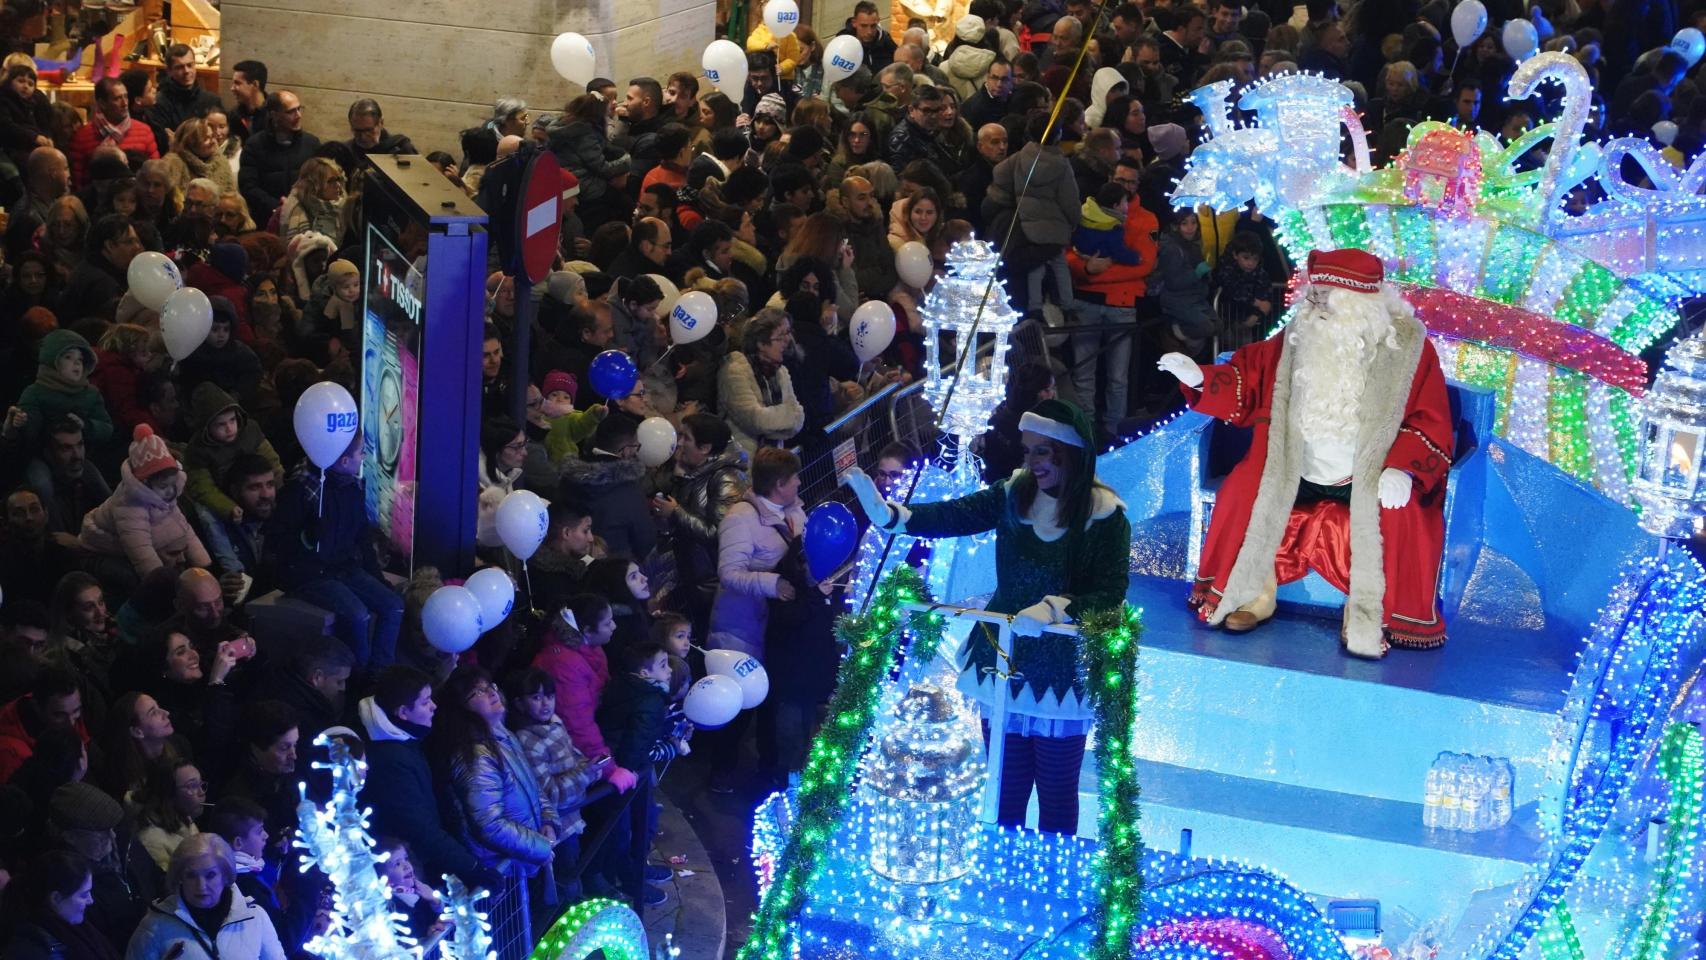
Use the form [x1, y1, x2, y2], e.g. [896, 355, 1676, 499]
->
[842, 399, 1131, 834]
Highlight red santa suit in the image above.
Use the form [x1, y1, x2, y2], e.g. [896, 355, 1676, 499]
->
[1181, 249, 1454, 657]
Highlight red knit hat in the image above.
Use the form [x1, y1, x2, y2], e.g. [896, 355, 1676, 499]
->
[128, 424, 179, 481]
[1307, 249, 1384, 292]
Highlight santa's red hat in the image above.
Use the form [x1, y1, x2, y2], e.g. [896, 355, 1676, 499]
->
[1306, 248, 1383, 292]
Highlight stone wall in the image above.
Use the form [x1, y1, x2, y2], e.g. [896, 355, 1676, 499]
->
[221, 0, 715, 157]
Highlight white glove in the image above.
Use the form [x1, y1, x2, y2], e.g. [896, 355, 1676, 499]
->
[842, 468, 898, 529]
[1378, 467, 1413, 509]
[1011, 596, 1071, 638]
[1157, 352, 1204, 388]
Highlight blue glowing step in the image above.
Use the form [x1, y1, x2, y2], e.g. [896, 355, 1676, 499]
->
[1118, 758, 1544, 923]
[1127, 575, 1581, 809]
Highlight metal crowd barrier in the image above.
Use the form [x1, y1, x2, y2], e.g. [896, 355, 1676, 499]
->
[788, 379, 935, 509]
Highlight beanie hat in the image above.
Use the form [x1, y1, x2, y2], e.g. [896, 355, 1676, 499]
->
[582, 271, 615, 300]
[326, 259, 360, 283]
[209, 294, 239, 329]
[1148, 123, 1189, 162]
[545, 270, 584, 305]
[21, 305, 59, 339]
[127, 424, 179, 481]
[50, 782, 123, 832]
[209, 241, 250, 282]
[561, 170, 581, 199]
[754, 92, 788, 125]
[543, 369, 577, 399]
[956, 14, 986, 42]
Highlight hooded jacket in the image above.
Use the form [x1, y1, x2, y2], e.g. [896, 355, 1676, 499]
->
[987, 141, 1081, 247]
[1068, 198, 1158, 307]
[547, 119, 631, 205]
[80, 462, 211, 577]
[123, 889, 286, 960]
[176, 331, 263, 412]
[943, 45, 1001, 101]
[17, 329, 113, 448]
[1084, 67, 1128, 128]
[357, 696, 483, 885]
[557, 452, 656, 560]
[533, 640, 612, 761]
[668, 448, 749, 603]
[596, 671, 677, 771]
[182, 384, 283, 520]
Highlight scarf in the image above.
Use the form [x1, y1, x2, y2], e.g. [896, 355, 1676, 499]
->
[233, 850, 267, 875]
[36, 913, 121, 960]
[34, 365, 89, 394]
[95, 114, 133, 144]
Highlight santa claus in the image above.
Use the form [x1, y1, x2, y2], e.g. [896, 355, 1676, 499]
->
[1157, 248, 1454, 659]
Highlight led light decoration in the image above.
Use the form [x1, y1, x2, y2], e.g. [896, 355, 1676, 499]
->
[437, 875, 494, 960]
[1172, 53, 1706, 501]
[919, 239, 1021, 445]
[523, 897, 647, 959]
[1134, 865, 1352, 960]
[1626, 721, 1704, 960]
[863, 680, 985, 884]
[1631, 328, 1706, 538]
[293, 732, 426, 960]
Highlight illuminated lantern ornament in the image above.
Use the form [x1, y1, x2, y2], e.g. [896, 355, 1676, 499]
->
[919, 239, 1021, 448]
[1631, 329, 1706, 539]
[861, 681, 984, 885]
[1400, 127, 1482, 218]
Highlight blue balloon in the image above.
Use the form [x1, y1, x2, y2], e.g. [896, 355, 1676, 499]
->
[588, 349, 638, 399]
[804, 502, 859, 581]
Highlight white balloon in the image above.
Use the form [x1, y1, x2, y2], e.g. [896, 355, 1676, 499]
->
[1502, 19, 1538, 61]
[422, 585, 485, 654]
[1674, 28, 1706, 68]
[127, 251, 182, 311]
[763, 0, 800, 36]
[463, 567, 517, 628]
[684, 674, 744, 727]
[704, 649, 769, 708]
[1449, 0, 1487, 48]
[669, 290, 718, 345]
[550, 32, 597, 85]
[702, 40, 748, 98]
[636, 416, 677, 467]
[292, 381, 359, 470]
[495, 489, 551, 561]
[159, 287, 213, 361]
[823, 35, 865, 85]
[849, 300, 897, 363]
[895, 240, 934, 289]
[1653, 120, 1679, 147]
[647, 274, 680, 321]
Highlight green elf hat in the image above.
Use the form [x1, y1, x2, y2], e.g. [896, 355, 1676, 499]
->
[1018, 398, 1095, 450]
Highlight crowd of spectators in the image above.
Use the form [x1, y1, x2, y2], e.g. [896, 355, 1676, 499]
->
[0, 0, 1701, 955]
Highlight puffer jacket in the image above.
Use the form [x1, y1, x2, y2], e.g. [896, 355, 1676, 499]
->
[80, 463, 211, 576]
[557, 452, 656, 560]
[708, 490, 806, 659]
[123, 890, 285, 960]
[987, 141, 1080, 247]
[90, 348, 152, 438]
[943, 44, 999, 100]
[182, 383, 283, 520]
[1084, 67, 1127, 128]
[443, 726, 559, 875]
[546, 119, 630, 205]
[717, 351, 804, 455]
[357, 697, 483, 885]
[17, 329, 114, 448]
[533, 640, 611, 762]
[667, 449, 749, 604]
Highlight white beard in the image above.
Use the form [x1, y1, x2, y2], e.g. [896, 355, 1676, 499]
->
[1287, 285, 1404, 482]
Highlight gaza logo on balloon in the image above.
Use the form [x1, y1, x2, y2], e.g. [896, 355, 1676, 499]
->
[673, 304, 697, 329]
[325, 411, 359, 433]
[831, 53, 857, 71]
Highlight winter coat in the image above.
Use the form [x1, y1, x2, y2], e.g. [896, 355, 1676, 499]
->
[68, 120, 158, 189]
[182, 384, 282, 519]
[824, 188, 898, 301]
[79, 463, 212, 577]
[1068, 199, 1158, 308]
[89, 348, 151, 439]
[717, 351, 804, 455]
[17, 330, 113, 448]
[513, 714, 598, 834]
[543, 408, 603, 464]
[176, 338, 263, 412]
[764, 532, 840, 705]
[148, 79, 223, 133]
[177, 147, 239, 200]
[610, 295, 662, 372]
[943, 44, 1000, 100]
[178, 265, 252, 343]
[1153, 230, 1215, 340]
[557, 452, 657, 560]
[55, 252, 128, 325]
[987, 141, 1080, 247]
[123, 890, 286, 960]
[237, 128, 323, 225]
[596, 672, 678, 771]
[534, 640, 610, 762]
[5, 916, 121, 960]
[0, 695, 92, 783]
[357, 697, 483, 885]
[1084, 67, 1127, 128]
[667, 449, 748, 606]
[264, 465, 380, 587]
[708, 491, 807, 659]
[442, 726, 559, 875]
[476, 450, 522, 549]
[547, 119, 630, 206]
[279, 193, 343, 242]
[0, 85, 53, 162]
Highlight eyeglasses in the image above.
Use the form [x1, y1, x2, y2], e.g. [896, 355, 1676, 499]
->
[466, 682, 499, 700]
[503, 440, 529, 453]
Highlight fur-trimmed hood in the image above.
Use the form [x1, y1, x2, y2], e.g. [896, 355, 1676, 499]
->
[558, 453, 646, 490]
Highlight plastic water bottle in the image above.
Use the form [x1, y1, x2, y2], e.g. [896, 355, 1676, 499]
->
[1489, 759, 1514, 828]
[1437, 755, 1461, 830]
[1462, 758, 1489, 832]
[1423, 754, 1445, 828]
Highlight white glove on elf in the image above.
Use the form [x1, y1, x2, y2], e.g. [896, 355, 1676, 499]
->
[1011, 596, 1072, 637]
[842, 468, 905, 531]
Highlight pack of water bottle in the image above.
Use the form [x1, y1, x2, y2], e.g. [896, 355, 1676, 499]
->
[1422, 753, 1513, 832]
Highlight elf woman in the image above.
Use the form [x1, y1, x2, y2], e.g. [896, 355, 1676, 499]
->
[842, 398, 1130, 834]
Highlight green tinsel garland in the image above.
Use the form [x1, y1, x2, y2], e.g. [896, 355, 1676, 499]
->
[1078, 603, 1146, 960]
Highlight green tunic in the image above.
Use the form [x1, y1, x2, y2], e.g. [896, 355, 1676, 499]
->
[902, 475, 1131, 705]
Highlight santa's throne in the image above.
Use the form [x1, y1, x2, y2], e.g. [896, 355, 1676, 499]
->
[1191, 377, 1497, 624]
